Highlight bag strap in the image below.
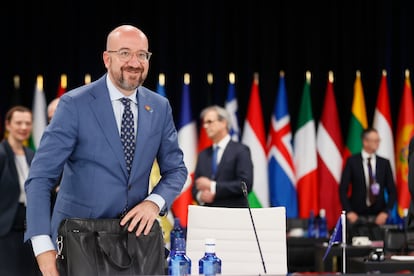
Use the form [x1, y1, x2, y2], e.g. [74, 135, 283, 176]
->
[95, 231, 137, 269]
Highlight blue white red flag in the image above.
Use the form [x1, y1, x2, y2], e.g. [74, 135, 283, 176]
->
[267, 72, 297, 217]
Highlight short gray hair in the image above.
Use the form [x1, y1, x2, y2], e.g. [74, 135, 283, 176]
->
[200, 105, 231, 131]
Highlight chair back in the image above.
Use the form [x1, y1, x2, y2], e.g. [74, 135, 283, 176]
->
[186, 205, 287, 275]
[384, 228, 406, 254]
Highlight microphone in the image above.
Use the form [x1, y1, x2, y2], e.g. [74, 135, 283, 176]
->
[241, 181, 248, 197]
[241, 181, 267, 274]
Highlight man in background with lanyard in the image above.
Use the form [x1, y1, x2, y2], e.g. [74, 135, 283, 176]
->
[339, 127, 396, 242]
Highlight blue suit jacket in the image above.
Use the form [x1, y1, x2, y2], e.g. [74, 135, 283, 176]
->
[192, 140, 253, 207]
[24, 74, 187, 244]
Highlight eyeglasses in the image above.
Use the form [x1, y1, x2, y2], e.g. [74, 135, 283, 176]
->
[365, 138, 380, 143]
[203, 119, 218, 125]
[107, 49, 152, 62]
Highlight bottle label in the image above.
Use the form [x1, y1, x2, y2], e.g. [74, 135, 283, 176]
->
[200, 259, 221, 276]
[203, 264, 219, 275]
[170, 260, 191, 276]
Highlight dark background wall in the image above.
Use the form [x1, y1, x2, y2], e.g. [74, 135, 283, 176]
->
[1, 0, 413, 138]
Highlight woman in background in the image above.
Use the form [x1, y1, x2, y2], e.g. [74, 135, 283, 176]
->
[0, 105, 40, 275]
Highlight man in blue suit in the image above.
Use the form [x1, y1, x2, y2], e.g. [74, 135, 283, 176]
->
[339, 127, 396, 241]
[192, 105, 253, 207]
[24, 25, 187, 275]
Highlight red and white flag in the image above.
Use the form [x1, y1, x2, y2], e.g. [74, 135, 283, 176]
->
[241, 73, 269, 208]
[316, 71, 343, 229]
[172, 73, 198, 227]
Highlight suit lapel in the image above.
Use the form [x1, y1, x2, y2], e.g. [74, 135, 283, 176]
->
[215, 141, 232, 177]
[89, 81, 128, 177]
[357, 154, 368, 187]
[3, 141, 20, 194]
[375, 157, 383, 182]
[129, 89, 154, 178]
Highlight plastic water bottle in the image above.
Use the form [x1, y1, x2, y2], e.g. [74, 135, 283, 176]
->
[318, 209, 328, 238]
[199, 238, 222, 276]
[308, 210, 318, 238]
[170, 217, 184, 252]
[168, 237, 191, 276]
[402, 208, 409, 230]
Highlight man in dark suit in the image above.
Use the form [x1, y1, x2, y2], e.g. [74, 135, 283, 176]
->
[406, 137, 414, 228]
[192, 105, 253, 207]
[339, 127, 396, 241]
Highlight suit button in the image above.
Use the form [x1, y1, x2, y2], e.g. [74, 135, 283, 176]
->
[128, 185, 132, 190]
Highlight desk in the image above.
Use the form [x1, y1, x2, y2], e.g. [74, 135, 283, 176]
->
[314, 244, 380, 272]
[287, 237, 328, 272]
[348, 257, 414, 273]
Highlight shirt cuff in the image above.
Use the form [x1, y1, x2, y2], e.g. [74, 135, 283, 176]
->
[210, 180, 217, 194]
[146, 193, 166, 214]
[31, 235, 55, 256]
[196, 191, 205, 205]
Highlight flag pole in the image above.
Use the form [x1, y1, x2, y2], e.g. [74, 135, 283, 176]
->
[341, 210, 346, 274]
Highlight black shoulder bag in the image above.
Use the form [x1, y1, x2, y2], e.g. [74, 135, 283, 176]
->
[56, 218, 165, 276]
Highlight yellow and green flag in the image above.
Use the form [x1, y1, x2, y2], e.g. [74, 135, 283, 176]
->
[342, 70, 368, 163]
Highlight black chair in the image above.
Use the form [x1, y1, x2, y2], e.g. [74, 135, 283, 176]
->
[348, 221, 384, 243]
[286, 218, 326, 272]
[384, 228, 406, 255]
[286, 218, 308, 233]
[404, 229, 414, 252]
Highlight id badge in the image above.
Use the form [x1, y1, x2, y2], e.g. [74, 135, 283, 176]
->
[371, 182, 380, 195]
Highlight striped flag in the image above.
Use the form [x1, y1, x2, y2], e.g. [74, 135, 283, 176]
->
[373, 70, 398, 222]
[153, 72, 174, 247]
[197, 73, 214, 152]
[294, 71, 318, 218]
[47, 75, 67, 122]
[156, 73, 167, 97]
[9, 75, 23, 107]
[4, 75, 23, 138]
[241, 73, 269, 208]
[373, 70, 395, 178]
[57, 74, 67, 97]
[343, 70, 368, 162]
[149, 159, 174, 248]
[29, 75, 48, 151]
[395, 69, 414, 218]
[172, 73, 198, 227]
[225, 72, 240, 142]
[316, 71, 343, 229]
[267, 71, 297, 217]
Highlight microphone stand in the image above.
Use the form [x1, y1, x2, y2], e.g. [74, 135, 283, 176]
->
[241, 181, 267, 274]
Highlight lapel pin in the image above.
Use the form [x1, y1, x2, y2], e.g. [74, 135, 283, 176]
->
[144, 105, 153, 112]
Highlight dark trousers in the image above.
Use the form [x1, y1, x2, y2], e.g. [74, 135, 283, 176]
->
[0, 204, 41, 276]
[347, 215, 384, 243]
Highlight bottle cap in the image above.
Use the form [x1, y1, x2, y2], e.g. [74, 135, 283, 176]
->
[205, 238, 216, 245]
[319, 209, 326, 218]
[205, 238, 216, 253]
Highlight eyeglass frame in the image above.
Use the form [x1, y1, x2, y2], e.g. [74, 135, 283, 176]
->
[203, 119, 220, 126]
[107, 49, 152, 62]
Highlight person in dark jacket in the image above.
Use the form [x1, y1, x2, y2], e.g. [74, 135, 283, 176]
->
[0, 105, 40, 275]
[192, 105, 253, 207]
[339, 127, 396, 242]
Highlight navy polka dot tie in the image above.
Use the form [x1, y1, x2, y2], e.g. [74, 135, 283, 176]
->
[120, 98, 135, 174]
